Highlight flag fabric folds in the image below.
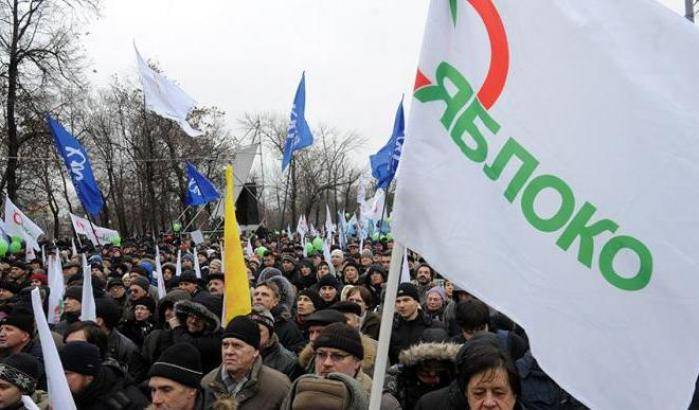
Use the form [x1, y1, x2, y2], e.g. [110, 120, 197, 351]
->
[282, 72, 314, 171]
[80, 254, 96, 321]
[223, 165, 252, 324]
[134, 44, 203, 137]
[392, 1, 699, 408]
[370, 98, 405, 190]
[4, 196, 43, 250]
[184, 162, 221, 206]
[46, 115, 104, 217]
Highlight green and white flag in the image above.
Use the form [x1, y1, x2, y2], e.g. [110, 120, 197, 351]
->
[393, 1, 699, 408]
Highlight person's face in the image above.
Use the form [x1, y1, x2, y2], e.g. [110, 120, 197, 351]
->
[109, 285, 125, 299]
[209, 262, 221, 273]
[185, 315, 205, 334]
[129, 285, 147, 300]
[0, 379, 21, 408]
[30, 279, 43, 288]
[347, 292, 367, 315]
[8, 267, 24, 280]
[253, 285, 278, 310]
[317, 265, 330, 278]
[162, 269, 174, 281]
[426, 293, 443, 311]
[134, 305, 152, 321]
[344, 313, 360, 331]
[308, 325, 325, 343]
[343, 266, 359, 283]
[380, 256, 391, 271]
[296, 295, 315, 316]
[370, 272, 384, 285]
[263, 255, 275, 267]
[257, 324, 271, 349]
[164, 307, 176, 322]
[221, 337, 258, 376]
[395, 296, 419, 319]
[416, 267, 432, 285]
[178, 281, 197, 295]
[314, 347, 360, 378]
[444, 281, 454, 297]
[0, 325, 29, 350]
[149, 376, 197, 410]
[466, 367, 517, 410]
[319, 285, 337, 302]
[416, 360, 448, 386]
[207, 279, 224, 295]
[282, 260, 294, 272]
[63, 297, 81, 313]
[0, 289, 14, 301]
[348, 246, 359, 256]
[360, 256, 372, 266]
[182, 259, 193, 270]
[65, 371, 93, 394]
[197, 254, 207, 264]
[300, 265, 312, 277]
[330, 253, 343, 266]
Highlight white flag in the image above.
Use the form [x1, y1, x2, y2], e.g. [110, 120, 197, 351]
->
[24, 240, 35, 263]
[368, 188, 385, 222]
[175, 249, 182, 276]
[135, 44, 203, 137]
[245, 238, 254, 259]
[80, 254, 96, 321]
[322, 239, 335, 276]
[296, 215, 308, 238]
[400, 250, 411, 284]
[71, 238, 78, 257]
[325, 205, 335, 244]
[393, 1, 699, 408]
[31, 288, 77, 410]
[20, 396, 39, 410]
[47, 254, 64, 325]
[4, 196, 43, 250]
[154, 245, 166, 299]
[70, 213, 96, 245]
[193, 248, 201, 279]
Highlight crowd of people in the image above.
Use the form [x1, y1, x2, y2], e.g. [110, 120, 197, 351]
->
[0, 229, 600, 409]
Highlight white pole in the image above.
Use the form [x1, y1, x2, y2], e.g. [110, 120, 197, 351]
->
[368, 242, 404, 410]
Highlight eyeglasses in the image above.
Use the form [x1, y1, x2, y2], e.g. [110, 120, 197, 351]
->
[315, 351, 352, 362]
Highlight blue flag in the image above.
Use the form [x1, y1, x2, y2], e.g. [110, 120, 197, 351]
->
[282, 72, 314, 171]
[370, 98, 405, 190]
[46, 114, 104, 217]
[184, 162, 221, 206]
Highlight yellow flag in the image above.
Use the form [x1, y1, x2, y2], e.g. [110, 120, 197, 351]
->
[223, 165, 251, 324]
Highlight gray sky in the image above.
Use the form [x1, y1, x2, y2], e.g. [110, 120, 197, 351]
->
[83, 0, 686, 168]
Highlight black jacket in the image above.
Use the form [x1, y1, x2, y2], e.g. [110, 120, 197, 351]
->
[271, 304, 306, 353]
[261, 336, 303, 381]
[389, 310, 444, 364]
[415, 380, 526, 410]
[71, 363, 149, 410]
[108, 329, 148, 383]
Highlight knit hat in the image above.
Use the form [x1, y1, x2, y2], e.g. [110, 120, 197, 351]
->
[0, 353, 39, 394]
[397, 283, 419, 302]
[249, 306, 275, 334]
[148, 343, 203, 388]
[426, 286, 447, 303]
[129, 265, 148, 278]
[313, 323, 364, 360]
[304, 309, 346, 328]
[107, 277, 124, 290]
[28, 273, 48, 286]
[130, 276, 150, 293]
[298, 289, 322, 309]
[64, 286, 82, 302]
[60, 341, 101, 376]
[330, 301, 361, 317]
[222, 316, 260, 350]
[257, 267, 283, 284]
[95, 298, 122, 330]
[0, 312, 34, 335]
[317, 274, 340, 291]
[134, 297, 156, 313]
[179, 270, 198, 285]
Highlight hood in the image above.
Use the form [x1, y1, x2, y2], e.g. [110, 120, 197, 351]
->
[174, 300, 220, 333]
[399, 342, 462, 368]
[281, 372, 368, 410]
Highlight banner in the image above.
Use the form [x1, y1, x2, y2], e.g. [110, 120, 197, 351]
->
[4, 197, 43, 250]
[282, 72, 314, 171]
[370, 98, 405, 190]
[70, 213, 118, 246]
[392, 1, 699, 408]
[184, 162, 220, 206]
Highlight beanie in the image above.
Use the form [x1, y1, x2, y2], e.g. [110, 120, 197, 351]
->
[28, 273, 48, 286]
[129, 265, 148, 278]
[60, 341, 101, 376]
[397, 282, 419, 302]
[298, 289, 322, 309]
[148, 343, 203, 388]
[313, 322, 364, 360]
[179, 270, 198, 285]
[107, 277, 124, 290]
[63, 286, 83, 302]
[257, 267, 282, 284]
[317, 274, 340, 290]
[131, 276, 150, 293]
[0, 353, 39, 394]
[0, 312, 34, 335]
[249, 306, 275, 334]
[426, 286, 446, 303]
[330, 301, 362, 317]
[95, 298, 122, 330]
[222, 316, 260, 350]
[133, 297, 156, 313]
[304, 309, 346, 327]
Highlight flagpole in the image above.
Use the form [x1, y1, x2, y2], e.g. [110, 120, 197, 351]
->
[368, 242, 404, 410]
[182, 206, 207, 233]
[280, 163, 292, 229]
[85, 213, 102, 250]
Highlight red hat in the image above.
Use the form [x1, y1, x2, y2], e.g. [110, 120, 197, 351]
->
[28, 273, 47, 286]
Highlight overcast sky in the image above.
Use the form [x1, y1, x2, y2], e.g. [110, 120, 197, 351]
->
[83, 0, 686, 168]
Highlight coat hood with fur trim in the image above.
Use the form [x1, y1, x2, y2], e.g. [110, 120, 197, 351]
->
[398, 342, 462, 368]
[174, 300, 220, 333]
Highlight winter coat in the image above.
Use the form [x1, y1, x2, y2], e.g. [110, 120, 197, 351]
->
[384, 342, 461, 410]
[2, 390, 49, 410]
[70, 362, 149, 410]
[169, 300, 223, 373]
[298, 334, 378, 377]
[53, 311, 80, 335]
[141, 289, 192, 365]
[271, 304, 306, 353]
[201, 356, 291, 410]
[389, 310, 444, 364]
[361, 311, 381, 340]
[449, 330, 529, 362]
[516, 352, 587, 410]
[261, 334, 303, 381]
[415, 380, 526, 410]
[108, 329, 148, 383]
[280, 373, 369, 410]
[118, 319, 156, 351]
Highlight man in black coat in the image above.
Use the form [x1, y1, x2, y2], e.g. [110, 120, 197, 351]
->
[389, 283, 444, 364]
[61, 341, 149, 410]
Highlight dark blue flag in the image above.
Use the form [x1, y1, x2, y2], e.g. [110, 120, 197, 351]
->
[370, 98, 405, 190]
[282, 72, 314, 171]
[46, 114, 104, 217]
[184, 162, 221, 206]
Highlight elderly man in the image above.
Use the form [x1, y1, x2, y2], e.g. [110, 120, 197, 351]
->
[148, 343, 206, 410]
[201, 316, 290, 409]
